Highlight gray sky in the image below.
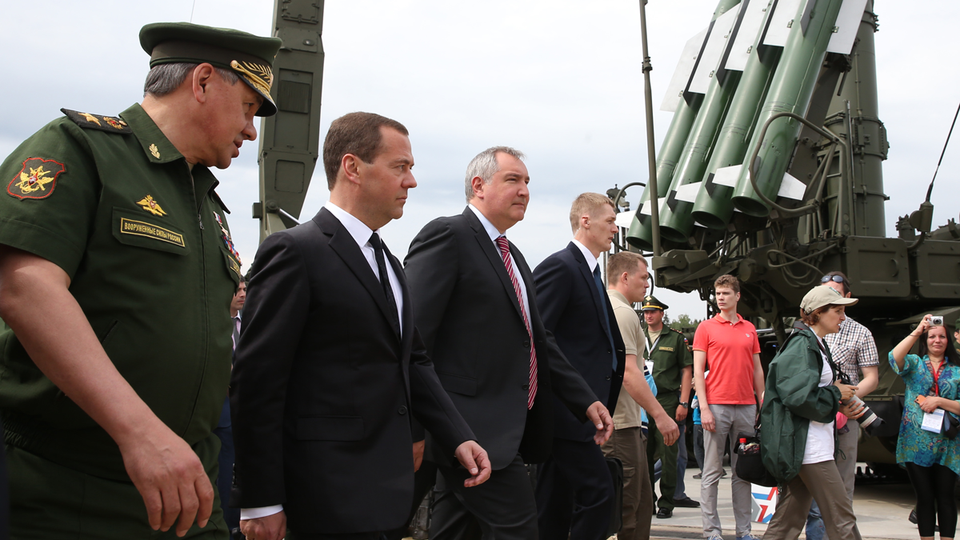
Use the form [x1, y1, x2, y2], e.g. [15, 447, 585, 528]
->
[2, 0, 957, 318]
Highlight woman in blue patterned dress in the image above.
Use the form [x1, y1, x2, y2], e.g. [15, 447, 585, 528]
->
[890, 315, 960, 540]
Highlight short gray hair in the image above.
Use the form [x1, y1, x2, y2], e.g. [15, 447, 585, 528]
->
[143, 62, 240, 97]
[464, 146, 525, 202]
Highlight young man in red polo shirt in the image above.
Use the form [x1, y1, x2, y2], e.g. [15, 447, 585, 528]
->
[692, 275, 765, 540]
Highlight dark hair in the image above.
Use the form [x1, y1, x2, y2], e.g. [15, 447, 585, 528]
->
[322, 112, 409, 189]
[822, 270, 851, 296]
[714, 274, 740, 294]
[800, 305, 830, 327]
[919, 325, 960, 364]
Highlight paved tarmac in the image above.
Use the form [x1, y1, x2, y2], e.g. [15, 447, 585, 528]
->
[401, 463, 935, 540]
[645, 466, 925, 540]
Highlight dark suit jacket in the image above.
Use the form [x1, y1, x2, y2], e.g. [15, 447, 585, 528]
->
[404, 207, 597, 469]
[533, 242, 626, 442]
[229, 207, 475, 534]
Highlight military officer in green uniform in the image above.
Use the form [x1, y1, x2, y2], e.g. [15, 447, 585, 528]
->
[0, 22, 280, 540]
[642, 295, 694, 519]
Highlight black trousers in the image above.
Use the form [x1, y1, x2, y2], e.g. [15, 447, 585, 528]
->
[430, 454, 537, 540]
[535, 438, 613, 540]
[905, 462, 958, 538]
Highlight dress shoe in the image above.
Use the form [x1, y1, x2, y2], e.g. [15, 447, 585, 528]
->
[674, 497, 700, 508]
[656, 508, 673, 519]
[692, 472, 702, 479]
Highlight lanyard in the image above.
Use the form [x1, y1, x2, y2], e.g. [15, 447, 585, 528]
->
[645, 331, 661, 358]
[929, 360, 945, 397]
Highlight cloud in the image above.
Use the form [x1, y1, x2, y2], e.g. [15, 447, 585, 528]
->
[2, 0, 958, 318]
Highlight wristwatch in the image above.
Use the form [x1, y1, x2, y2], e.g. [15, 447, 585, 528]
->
[680, 401, 689, 408]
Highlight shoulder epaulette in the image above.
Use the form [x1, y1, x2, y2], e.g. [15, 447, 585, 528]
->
[61, 108, 132, 134]
[212, 191, 231, 214]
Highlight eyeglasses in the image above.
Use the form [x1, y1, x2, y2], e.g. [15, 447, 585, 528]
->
[821, 275, 844, 284]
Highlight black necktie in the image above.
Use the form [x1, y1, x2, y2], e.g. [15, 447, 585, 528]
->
[594, 265, 618, 371]
[370, 232, 401, 338]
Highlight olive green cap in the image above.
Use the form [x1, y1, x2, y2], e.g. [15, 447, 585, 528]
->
[641, 295, 668, 312]
[140, 22, 282, 117]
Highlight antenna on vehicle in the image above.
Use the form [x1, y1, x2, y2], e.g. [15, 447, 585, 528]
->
[908, 101, 960, 236]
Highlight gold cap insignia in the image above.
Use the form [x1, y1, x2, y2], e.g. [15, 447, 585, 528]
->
[149, 144, 160, 159]
[137, 195, 166, 216]
[7, 157, 66, 200]
[230, 60, 274, 97]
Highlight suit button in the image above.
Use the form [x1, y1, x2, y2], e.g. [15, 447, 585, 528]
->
[523, 340, 531, 348]
[398, 406, 408, 415]
[605, 375, 611, 381]
[522, 384, 530, 390]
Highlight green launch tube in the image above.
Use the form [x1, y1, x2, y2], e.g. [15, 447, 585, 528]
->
[626, 94, 701, 251]
[691, 2, 782, 230]
[731, 0, 845, 217]
[659, 69, 743, 242]
[628, 0, 741, 250]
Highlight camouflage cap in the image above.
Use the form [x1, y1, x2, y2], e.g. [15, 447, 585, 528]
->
[140, 22, 282, 117]
[641, 295, 668, 312]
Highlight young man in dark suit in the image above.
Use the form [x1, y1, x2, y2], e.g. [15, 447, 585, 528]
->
[532, 192, 634, 540]
[229, 112, 490, 540]
[404, 147, 613, 540]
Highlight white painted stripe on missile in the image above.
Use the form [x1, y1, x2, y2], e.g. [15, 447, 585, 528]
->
[725, 0, 773, 72]
[762, 0, 803, 48]
[827, 0, 869, 54]
[661, 28, 708, 113]
[640, 197, 668, 216]
[714, 164, 742, 187]
[689, 6, 742, 94]
[615, 209, 637, 229]
[676, 182, 702, 203]
[777, 171, 806, 200]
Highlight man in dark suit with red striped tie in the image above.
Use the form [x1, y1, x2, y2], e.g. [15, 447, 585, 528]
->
[404, 146, 613, 540]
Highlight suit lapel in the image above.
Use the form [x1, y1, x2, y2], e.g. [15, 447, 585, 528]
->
[315, 208, 401, 345]
[464, 208, 524, 320]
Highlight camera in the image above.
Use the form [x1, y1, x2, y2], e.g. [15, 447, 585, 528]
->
[844, 395, 884, 435]
[838, 372, 884, 436]
[931, 315, 944, 326]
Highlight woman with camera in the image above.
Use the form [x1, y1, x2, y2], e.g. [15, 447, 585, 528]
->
[760, 286, 863, 540]
[891, 314, 960, 540]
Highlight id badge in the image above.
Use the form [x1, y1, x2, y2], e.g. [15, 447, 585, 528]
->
[922, 408, 945, 433]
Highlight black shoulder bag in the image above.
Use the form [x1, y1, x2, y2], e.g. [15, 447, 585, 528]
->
[735, 416, 777, 487]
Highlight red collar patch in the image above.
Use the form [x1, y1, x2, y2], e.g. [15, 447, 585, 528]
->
[7, 157, 65, 200]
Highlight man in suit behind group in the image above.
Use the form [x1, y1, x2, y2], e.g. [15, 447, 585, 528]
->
[531, 193, 630, 540]
[229, 112, 490, 540]
[404, 147, 613, 540]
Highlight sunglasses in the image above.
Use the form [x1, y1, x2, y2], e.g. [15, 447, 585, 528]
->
[821, 275, 844, 284]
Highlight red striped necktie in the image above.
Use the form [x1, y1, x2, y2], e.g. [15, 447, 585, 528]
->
[496, 236, 538, 409]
